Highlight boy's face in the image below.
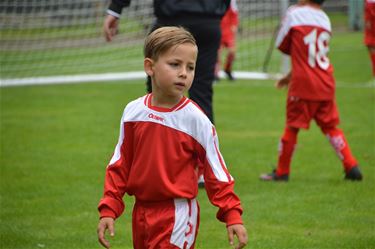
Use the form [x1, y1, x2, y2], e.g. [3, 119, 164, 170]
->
[145, 43, 198, 101]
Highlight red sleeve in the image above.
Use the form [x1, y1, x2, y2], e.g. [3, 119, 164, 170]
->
[278, 30, 292, 55]
[200, 126, 243, 226]
[98, 121, 130, 219]
[204, 172, 243, 226]
[276, 6, 294, 55]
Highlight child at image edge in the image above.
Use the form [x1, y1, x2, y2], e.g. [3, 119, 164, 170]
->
[97, 27, 248, 249]
[364, 0, 375, 76]
[260, 0, 363, 181]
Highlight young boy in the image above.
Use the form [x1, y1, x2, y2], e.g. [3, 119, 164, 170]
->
[215, 0, 239, 81]
[97, 27, 248, 249]
[259, 0, 363, 181]
[365, 0, 375, 76]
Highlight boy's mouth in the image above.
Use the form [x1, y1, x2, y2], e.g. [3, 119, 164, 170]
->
[174, 82, 186, 87]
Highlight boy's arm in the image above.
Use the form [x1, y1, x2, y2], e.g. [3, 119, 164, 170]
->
[275, 7, 293, 55]
[98, 110, 130, 219]
[199, 124, 244, 225]
[97, 110, 130, 247]
[199, 124, 247, 246]
[98, 161, 128, 219]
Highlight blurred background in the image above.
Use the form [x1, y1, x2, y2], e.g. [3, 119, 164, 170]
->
[0, 0, 365, 85]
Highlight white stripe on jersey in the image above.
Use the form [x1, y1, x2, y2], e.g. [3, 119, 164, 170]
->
[109, 118, 125, 166]
[170, 198, 198, 249]
[276, 5, 331, 47]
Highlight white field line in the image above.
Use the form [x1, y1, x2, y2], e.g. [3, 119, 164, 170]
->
[0, 71, 277, 87]
[0, 71, 374, 88]
[0, 72, 147, 87]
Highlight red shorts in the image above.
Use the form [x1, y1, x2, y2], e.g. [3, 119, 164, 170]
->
[132, 198, 200, 249]
[286, 96, 340, 129]
[221, 32, 236, 48]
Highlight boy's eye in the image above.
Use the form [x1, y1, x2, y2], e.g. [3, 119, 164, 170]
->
[188, 66, 195, 71]
[169, 62, 179, 67]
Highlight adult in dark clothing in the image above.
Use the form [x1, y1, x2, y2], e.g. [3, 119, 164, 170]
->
[103, 0, 231, 123]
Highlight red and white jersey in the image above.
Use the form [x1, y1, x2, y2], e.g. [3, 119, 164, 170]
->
[276, 4, 335, 100]
[365, 0, 375, 46]
[98, 94, 243, 226]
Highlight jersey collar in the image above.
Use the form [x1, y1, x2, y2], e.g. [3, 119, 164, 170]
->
[144, 94, 190, 112]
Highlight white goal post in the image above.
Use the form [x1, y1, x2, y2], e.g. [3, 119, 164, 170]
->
[0, 0, 347, 86]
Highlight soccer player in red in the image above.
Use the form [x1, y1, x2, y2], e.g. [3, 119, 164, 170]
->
[97, 27, 248, 249]
[365, 0, 375, 76]
[215, 0, 239, 81]
[260, 0, 363, 181]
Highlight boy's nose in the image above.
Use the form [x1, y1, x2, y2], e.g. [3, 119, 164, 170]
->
[179, 68, 187, 77]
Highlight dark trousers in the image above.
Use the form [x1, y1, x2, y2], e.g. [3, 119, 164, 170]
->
[147, 21, 221, 123]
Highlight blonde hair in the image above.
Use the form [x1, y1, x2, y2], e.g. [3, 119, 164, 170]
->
[144, 26, 197, 60]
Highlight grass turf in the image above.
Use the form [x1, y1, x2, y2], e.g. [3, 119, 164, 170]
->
[1, 29, 374, 249]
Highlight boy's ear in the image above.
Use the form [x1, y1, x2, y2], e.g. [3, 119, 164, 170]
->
[144, 58, 154, 77]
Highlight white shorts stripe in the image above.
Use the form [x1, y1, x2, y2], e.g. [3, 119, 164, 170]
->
[170, 198, 198, 249]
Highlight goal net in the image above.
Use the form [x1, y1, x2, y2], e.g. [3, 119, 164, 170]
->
[0, 0, 345, 86]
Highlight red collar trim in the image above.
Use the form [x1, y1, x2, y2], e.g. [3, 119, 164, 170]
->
[145, 94, 190, 112]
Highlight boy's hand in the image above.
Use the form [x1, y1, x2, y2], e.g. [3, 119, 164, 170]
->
[275, 77, 289, 89]
[275, 72, 291, 89]
[97, 217, 115, 248]
[227, 224, 248, 249]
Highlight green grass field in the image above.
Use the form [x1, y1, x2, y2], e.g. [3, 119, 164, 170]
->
[1, 26, 375, 249]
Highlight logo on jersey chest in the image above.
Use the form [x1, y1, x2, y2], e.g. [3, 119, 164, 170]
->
[148, 113, 164, 122]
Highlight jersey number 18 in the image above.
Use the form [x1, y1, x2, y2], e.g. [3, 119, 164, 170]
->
[303, 28, 330, 70]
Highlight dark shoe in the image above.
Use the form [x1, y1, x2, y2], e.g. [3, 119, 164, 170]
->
[198, 181, 205, 188]
[224, 70, 235, 81]
[345, 166, 363, 181]
[260, 169, 289, 181]
[198, 175, 205, 188]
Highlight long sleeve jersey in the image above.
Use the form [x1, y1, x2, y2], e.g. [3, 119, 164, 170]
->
[98, 94, 243, 226]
